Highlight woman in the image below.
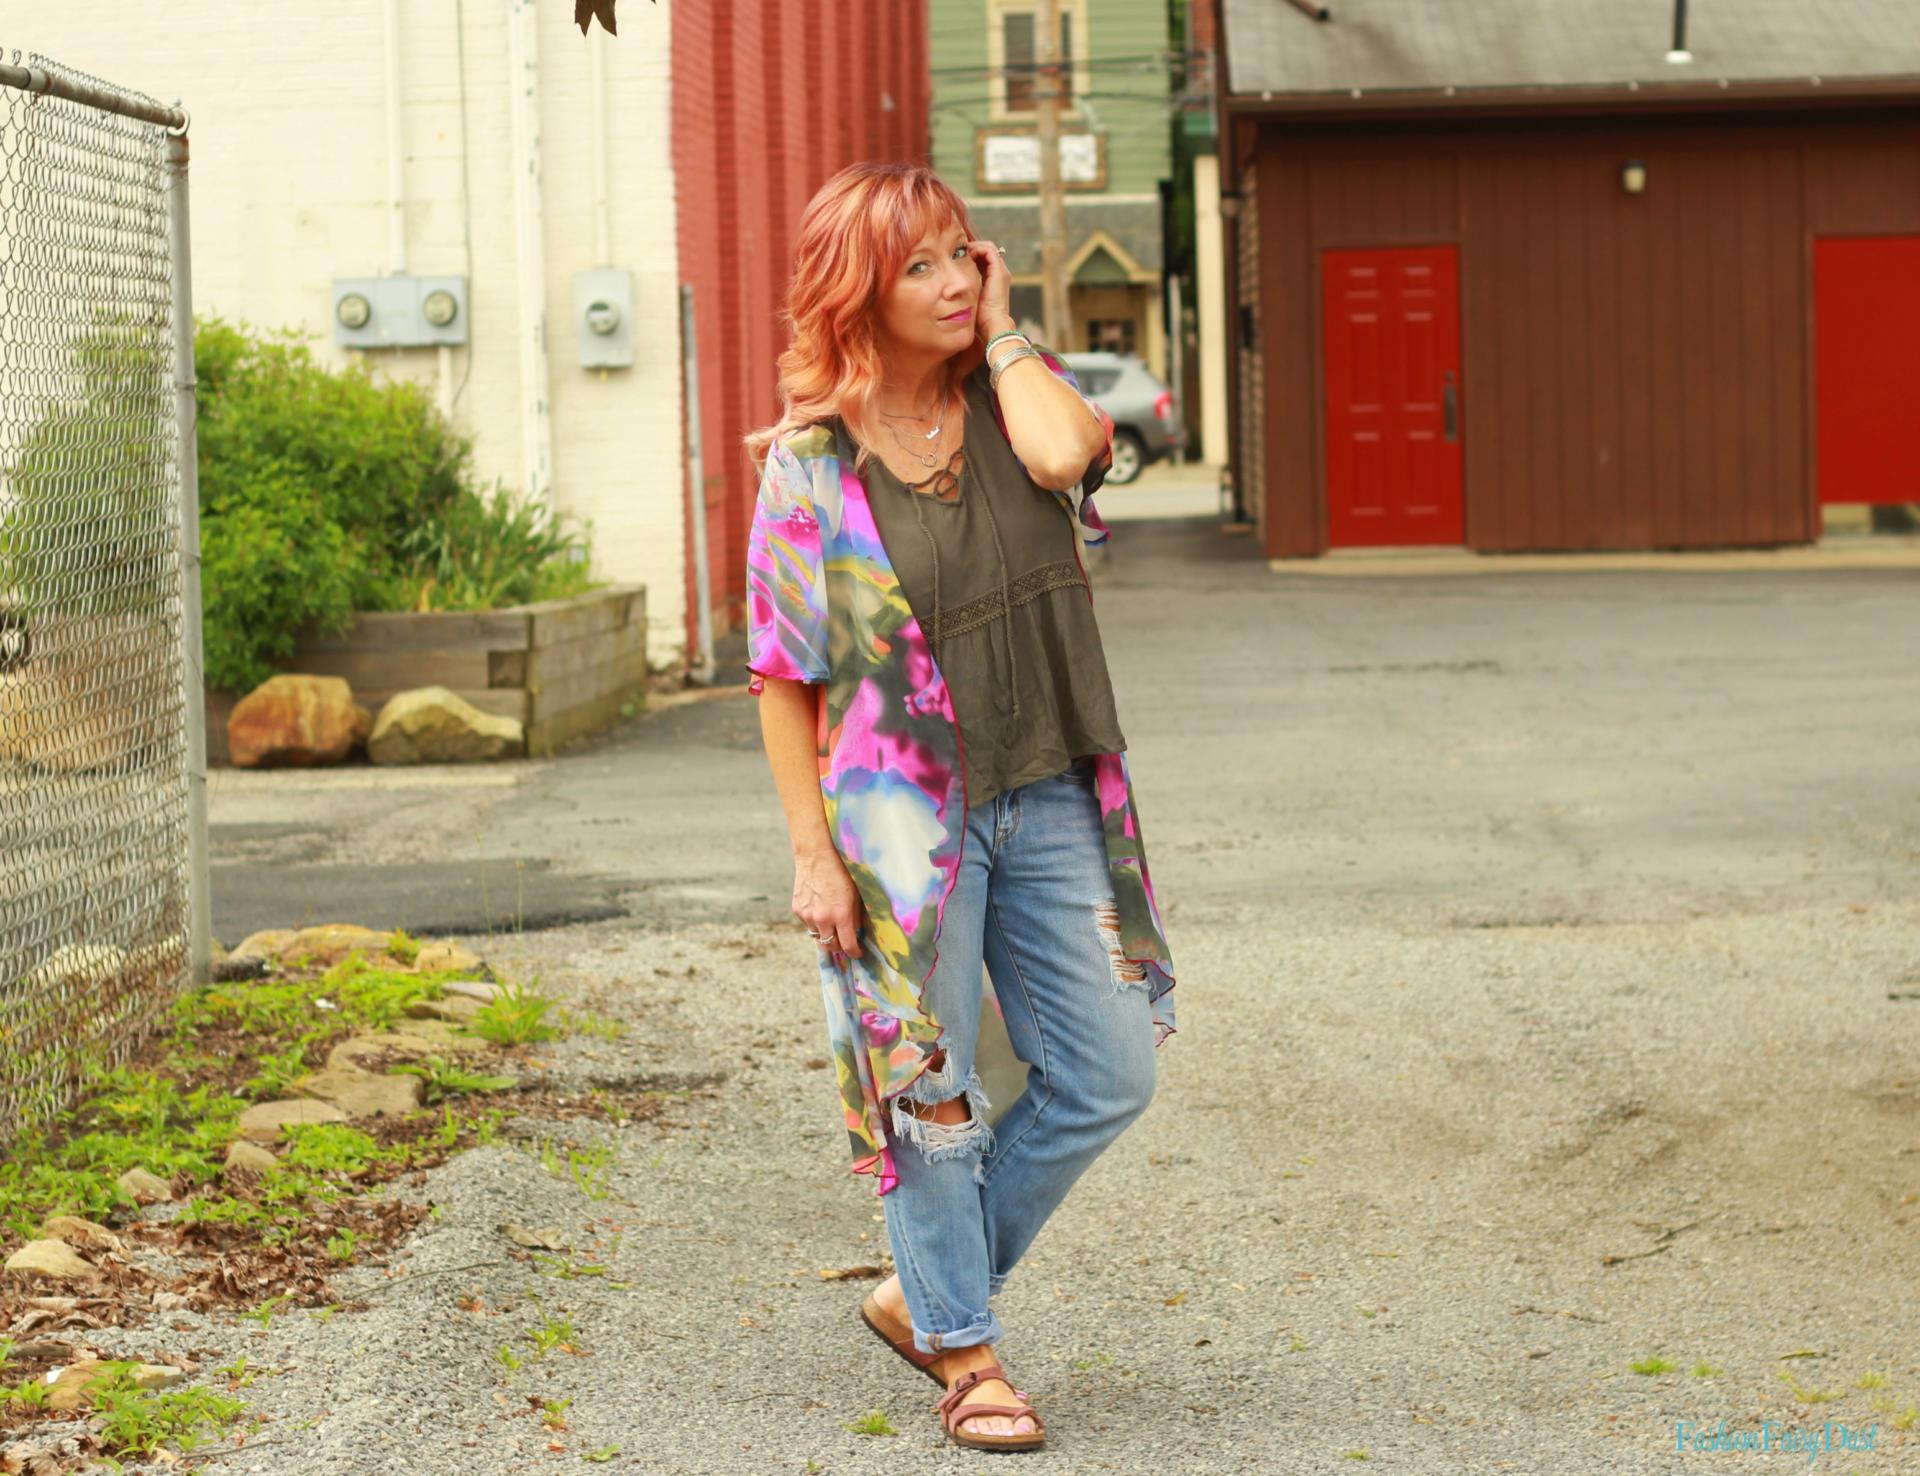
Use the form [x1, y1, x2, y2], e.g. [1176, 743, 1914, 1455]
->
[744, 162, 1176, 1453]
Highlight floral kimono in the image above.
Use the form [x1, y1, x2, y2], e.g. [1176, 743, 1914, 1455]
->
[745, 352, 1176, 1196]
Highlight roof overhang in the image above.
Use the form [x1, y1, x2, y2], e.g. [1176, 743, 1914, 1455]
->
[1225, 73, 1920, 124]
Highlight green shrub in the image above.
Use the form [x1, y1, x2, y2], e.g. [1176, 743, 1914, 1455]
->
[3, 313, 597, 693]
[193, 318, 473, 690]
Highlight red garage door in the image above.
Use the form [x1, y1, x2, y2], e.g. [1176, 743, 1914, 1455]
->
[1322, 246, 1464, 547]
[1816, 235, 1920, 504]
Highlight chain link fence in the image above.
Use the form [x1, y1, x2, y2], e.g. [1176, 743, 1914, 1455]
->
[0, 50, 210, 1140]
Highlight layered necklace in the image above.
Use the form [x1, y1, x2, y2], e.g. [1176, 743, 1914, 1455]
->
[879, 386, 953, 471]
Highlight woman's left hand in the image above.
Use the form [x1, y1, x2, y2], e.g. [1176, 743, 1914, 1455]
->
[966, 239, 1015, 337]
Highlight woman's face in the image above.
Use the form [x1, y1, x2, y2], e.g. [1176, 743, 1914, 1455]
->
[875, 217, 980, 363]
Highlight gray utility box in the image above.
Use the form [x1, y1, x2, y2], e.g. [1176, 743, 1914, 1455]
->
[575, 268, 634, 369]
[331, 275, 469, 349]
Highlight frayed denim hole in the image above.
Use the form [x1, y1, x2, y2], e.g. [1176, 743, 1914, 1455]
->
[889, 1065, 996, 1165]
[1092, 898, 1152, 997]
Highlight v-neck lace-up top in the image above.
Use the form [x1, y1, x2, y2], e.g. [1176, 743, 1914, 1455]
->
[841, 366, 1127, 809]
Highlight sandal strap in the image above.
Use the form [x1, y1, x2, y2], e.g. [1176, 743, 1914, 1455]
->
[936, 1365, 1041, 1432]
[935, 1363, 1009, 1412]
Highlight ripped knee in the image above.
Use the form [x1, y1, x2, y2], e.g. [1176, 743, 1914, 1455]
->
[1092, 899, 1151, 992]
[889, 1058, 995, 1171]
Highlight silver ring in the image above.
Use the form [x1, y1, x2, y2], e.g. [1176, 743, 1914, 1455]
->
[996, 246, 1006, 256]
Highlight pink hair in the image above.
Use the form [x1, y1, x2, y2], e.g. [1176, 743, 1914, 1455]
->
[746, 162, 984, 474]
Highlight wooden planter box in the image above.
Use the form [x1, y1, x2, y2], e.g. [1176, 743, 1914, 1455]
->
[206, 585, 648, 766]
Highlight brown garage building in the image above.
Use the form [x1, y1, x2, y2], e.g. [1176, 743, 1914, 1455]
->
[1217, 0, 1920, 557]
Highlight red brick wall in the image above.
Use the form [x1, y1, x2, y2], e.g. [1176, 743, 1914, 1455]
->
[1192, 0, 1218, 54]
[673, 1, 931, 660]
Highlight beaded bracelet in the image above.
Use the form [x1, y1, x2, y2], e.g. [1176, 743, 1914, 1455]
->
[983, 328, 1028, 358]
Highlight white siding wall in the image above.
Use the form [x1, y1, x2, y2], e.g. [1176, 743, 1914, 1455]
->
[20, 2, 688, 666]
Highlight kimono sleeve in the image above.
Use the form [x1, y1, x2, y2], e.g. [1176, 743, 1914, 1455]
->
[993, 345, 1116, 547]
[744, 440, 831, 695]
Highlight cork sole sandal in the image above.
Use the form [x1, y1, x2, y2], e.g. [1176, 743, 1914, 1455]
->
[858, 1290, 946, 1388]
[934, 1362, 1046, 1453]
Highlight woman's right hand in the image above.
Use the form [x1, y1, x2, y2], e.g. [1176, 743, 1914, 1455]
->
[793, 845, 864, 961]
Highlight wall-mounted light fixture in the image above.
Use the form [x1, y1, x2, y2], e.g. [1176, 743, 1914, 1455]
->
[1621, 160, 1648, 196]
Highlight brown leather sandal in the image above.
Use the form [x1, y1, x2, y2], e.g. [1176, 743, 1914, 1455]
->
[858, 1290, 946, 1387]
[934, 1361, 1046, 1452]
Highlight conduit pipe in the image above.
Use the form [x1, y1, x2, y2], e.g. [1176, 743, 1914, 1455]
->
[507, 0, 555, 507]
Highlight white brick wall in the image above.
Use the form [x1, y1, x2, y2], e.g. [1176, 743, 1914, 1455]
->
[22, 2, 688, 666]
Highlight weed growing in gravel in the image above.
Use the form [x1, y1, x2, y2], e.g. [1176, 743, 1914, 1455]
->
[539, 1396, 573, 1431]
[1630, 1356, 1677, 1375]
[1342, 1452, 1370, 1461]
[391, 1055, 519, 1104]
[1853, 1370, 1889, 1390]
[560, 1007, 626, 1042]
[324, 1228, 359, 1262]
[535, 1137, 616, 1201]
[1071, 1351, 1116, 1372]
[845, 1409, 898, 1437]
[1892, 1404, 1919, 1430]
[88, 1365, 248, 1459]
[1777, 1369, 1844, 1403]
[215, 1358, 260, 1390]
[470, 979, 563, 1046]
[582, 1446, 621, 1463]
[1690, 1361, 1723, 1377]
[241, 1295, 290, 1329]
[2, 1375, 51, 1412]
[495, 1343, 524, 1373]
[528, 1311, 580, 1357]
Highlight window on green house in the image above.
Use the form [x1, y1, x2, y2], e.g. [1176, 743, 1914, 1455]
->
[1003, 10, 1074, 112]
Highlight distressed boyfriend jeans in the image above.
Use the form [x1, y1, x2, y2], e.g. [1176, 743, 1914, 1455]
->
[879, 758, 1158, 1357]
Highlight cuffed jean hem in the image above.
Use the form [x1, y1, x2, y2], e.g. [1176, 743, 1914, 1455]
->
[912, 1308, 1004, 1357]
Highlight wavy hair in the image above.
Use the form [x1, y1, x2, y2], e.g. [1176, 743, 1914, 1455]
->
[745, 162, 983, 474]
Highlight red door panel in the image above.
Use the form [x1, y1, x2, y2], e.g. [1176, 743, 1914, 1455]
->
[1323, 247, 1464, 546]
[1816, 235, 1920, 505]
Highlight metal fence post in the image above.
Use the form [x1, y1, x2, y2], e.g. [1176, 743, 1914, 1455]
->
[166, 125, 212, 987]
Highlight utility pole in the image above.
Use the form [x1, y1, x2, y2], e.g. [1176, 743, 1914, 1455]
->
[1034, 0, 1070, 349]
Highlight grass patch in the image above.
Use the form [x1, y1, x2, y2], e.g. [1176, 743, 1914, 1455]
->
[468, 980, 563, 1046]
[845, 1409, 898, 1437]
[1691, 1361, 1723, 1378]
[1630, 1356, 1678, 1376]
[1778, 1369, 1845, 1404]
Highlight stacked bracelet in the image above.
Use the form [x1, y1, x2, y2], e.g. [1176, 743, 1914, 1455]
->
[990, 330, 1036, 374]
[988, 344, 1043, 391]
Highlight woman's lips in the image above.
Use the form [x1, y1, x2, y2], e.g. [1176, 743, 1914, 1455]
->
[942, 308, 973, 323]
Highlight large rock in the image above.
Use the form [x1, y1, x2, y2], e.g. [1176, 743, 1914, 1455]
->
[228, 674, 371, 768]
[223, 1140, 280, 1175]
[47, 1359, 182, 1412]
[327, 1032, 447, 1072]
[233, 923, 395, 970]
[115, 1168, 173, 1204]
[406, 994, 486, 1024]
[295, 1067, 423, 1119]
[38, 1216, 124, 1256]
[369, 686, 523, 765]
[235, 1098, 349, 1142]
[4, 1240, 98, 1282]
[414, 941, 489, 976]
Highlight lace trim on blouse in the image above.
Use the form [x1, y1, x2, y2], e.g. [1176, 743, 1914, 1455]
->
[929, 559, 1086, 642]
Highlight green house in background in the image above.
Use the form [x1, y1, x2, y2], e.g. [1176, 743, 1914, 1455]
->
[929, 0, 1175, 379]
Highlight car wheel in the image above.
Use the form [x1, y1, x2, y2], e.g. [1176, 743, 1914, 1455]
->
[1107, 430, 1145, 485]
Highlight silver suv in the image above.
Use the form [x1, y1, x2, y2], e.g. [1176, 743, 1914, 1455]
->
[1060, 352, 1182, 485]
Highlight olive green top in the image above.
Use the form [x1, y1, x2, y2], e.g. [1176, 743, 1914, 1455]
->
[838, 366, 1127, 809]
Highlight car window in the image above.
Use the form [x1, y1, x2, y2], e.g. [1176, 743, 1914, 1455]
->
[1075, 369, 1121, 397]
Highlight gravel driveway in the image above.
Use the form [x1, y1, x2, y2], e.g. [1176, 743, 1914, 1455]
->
[176, 525, 1919, 1475]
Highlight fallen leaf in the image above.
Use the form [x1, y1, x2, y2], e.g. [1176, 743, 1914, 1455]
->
[1163, 1291, 1188, 1306]
[817, 1264, 886, 1281]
